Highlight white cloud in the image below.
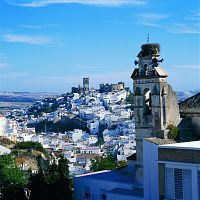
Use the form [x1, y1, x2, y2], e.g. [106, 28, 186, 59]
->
[0, 72, 28, 78]
[3, 34, 63, 46]
[135, 13, 167, 28]
[186, 12, 200, 21]
[168, 23, 200, 34]
[135, 12, 200, 34]
[20, 25, 45, 29]
[5, 0, 147, 7]
[137, 13, 168, 21]
[135, 22, 162, 28]
[19, 24, 60, 29]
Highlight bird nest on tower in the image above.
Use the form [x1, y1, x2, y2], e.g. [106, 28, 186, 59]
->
[139, 43, 160, 57]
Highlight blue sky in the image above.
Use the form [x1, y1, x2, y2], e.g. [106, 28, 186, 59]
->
[0, 0, 199, 92]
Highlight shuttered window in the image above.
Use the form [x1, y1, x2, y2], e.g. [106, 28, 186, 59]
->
[165, 167, 192, 200]
[165, 167, 175, 199]
[174, 168, 183, 199]
[182, 169, 192, 200]
[198, 171, 200, 200]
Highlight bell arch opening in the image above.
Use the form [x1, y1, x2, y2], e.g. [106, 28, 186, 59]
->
[143, 88, 152, 115]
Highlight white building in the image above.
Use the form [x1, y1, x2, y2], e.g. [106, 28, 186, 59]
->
[0, 145, 11, 155]
[143, 138, 200, 200]
[80, 146, 101, 155]
[0, 115, 6, 136]
[74, 168, 142, 200]
[72, 129, 89, 142]
[88, 120, 99, 135]
[87, 135, 98, 145]
[5, 119, 17, 136]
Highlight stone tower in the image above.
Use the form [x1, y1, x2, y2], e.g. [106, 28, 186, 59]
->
[83, 78, 89, 94]
[131, 43, 180, 185]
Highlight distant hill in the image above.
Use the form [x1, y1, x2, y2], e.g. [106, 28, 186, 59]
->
[0, 92, 58, 102]
[0, 90, 199, 103]
[176, 90, 200, 102]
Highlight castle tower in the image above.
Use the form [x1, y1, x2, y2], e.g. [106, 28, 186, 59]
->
[83, 78, 89, 94]
[131, 43, 180, 185]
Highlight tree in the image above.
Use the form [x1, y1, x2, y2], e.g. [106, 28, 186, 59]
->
[90, 154, 127, 172]
[126, 92, 134, 104]
[28, 155, 72, 200]
[0, 154, 28, 200]
[96, 138, 105, 146]
[28, 168, 47, 200]
[14, 141, 44, 152]
[167, 124, 179, 140]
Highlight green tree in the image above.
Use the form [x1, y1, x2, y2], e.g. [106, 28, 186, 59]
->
[28, 168, 47, 200]
[29, 155, 72, 200]
[126, 92, 134, 104]
[0, 154, 27, 186]
[0, 154, 28, 200]
[90, 154, 127, 172]
[96, 138, 105, 146]
[167, 124, 179, 140]
[14, 141, 44, 152]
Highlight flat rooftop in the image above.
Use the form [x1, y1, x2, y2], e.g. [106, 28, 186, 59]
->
[160, 140, 200, 150]
[75, 169, 134, 184]
[145, 137, 176, 145]
[107, 188, 143, 198]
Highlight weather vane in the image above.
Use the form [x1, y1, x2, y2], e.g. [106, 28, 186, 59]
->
[147, 34, 150, 43]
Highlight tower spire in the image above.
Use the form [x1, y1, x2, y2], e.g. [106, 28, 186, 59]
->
[147, 34, 150, 43]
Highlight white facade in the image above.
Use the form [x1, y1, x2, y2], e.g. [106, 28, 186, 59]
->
[6, 119, 17, 136]
[72, 129, 89, 142]
[74, 170, 138, 200]
[31, 135, 43, 143]
[80, 146, 100, 154]
[88, 135, 98, 145]
[143, 140, 159, 200]
[0, 145, 11, 155]
[143, 140, 200, 200]
[160, 141, 200, 200]
[107, 188, 143, 200]
[0, 115, 6, 136]
[88, 120, 99, 135]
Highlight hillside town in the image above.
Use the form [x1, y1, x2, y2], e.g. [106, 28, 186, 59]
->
[0, 43, 200, 200]
[0, 79, 135, 175]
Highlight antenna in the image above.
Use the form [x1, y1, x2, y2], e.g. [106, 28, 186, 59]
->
[147, 34, 150, 43]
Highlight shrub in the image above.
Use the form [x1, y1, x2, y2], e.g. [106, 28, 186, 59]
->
[14, 141, 44, 152]
[167, 124, 179, 140]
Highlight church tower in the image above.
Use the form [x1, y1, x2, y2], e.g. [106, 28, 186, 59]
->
[131, 43, 180, 185]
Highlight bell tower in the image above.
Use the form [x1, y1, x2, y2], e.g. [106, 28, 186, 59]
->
[131, 43, 180, 185]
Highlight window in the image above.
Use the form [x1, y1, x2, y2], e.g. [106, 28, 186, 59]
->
[101, 194, 107, 200]
[143, 88, 152, 115]
[100, 189, 107, 200]
[174, 168, 183, 199]
[165, 167, 192, 200]
[84, 186, 90, 199]
[161, 87, 166, 125]
[198, 171, 200, 200]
